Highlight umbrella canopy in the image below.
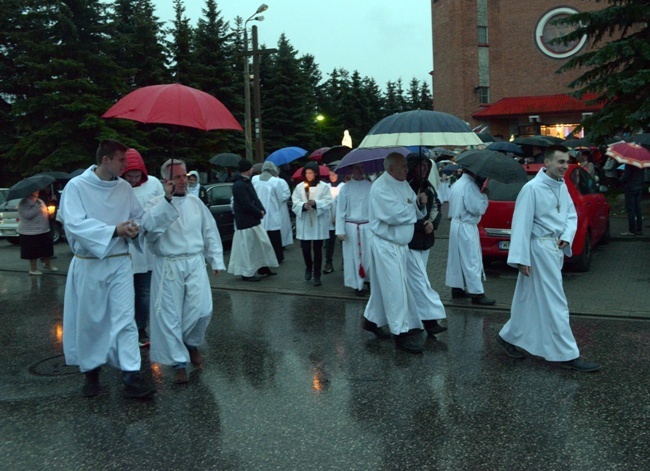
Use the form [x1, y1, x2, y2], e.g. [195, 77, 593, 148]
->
[441, 164, 460, 175]
[533, 134, 564, 144]
[321, 145, 352, 164]
[7, 175, 56, 201]
[477, 132, 495, 143]
[307, 147, 331, 161]
[359, 110, 483, 148]
[606, 142, 650, 168]
[432, 146, 456, 157]
[69, 168, 85, 178]
[335, 147, 411, 175]
[102, 83, 243, 131]
[513, 136, 553, 147]
[292, 165, 330, 181]
[265, 146, 307, 166]
[626, 133, 650, 147]
[563, 138, 592, 149]
[210, 153, 241, 168]
[35, 171, 71, 180]
[486, 142, 524, 156]
[455, 149, 527, 183]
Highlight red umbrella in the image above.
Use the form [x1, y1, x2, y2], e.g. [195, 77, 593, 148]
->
[606, 142, 650, 168]
[307, 147, 331, 162]
[292, 165, 330, 181]
[102, 83, 242, 131]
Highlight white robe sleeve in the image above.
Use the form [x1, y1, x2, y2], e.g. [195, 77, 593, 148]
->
[561, 189, 578, 256]
[464, 185, 489, 217]
[507, 184, 535, 268]
[335, 184, 349, 236]
[313, 182, 333, 213]
[373, 183, 417, 226]
[141, 197, 180, 249]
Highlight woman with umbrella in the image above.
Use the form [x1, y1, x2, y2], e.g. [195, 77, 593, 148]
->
[291, 161, 333, 287]
[17, 190, 57, 275]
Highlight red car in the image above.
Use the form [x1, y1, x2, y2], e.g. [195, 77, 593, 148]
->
[478, 163, 610, 272]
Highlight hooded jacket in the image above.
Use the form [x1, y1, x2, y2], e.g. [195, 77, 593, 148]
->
[232, 173, 265, 230]
[123, 149, 149, 187]
[406, 153, 442, 251]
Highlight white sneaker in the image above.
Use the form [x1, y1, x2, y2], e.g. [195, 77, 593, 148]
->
[29, 270, 43, 276]
[43, 266, 59, 272]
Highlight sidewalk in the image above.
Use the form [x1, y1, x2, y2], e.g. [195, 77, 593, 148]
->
[1, 208, 648, 319]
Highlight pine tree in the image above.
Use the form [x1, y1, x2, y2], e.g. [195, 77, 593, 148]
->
[555, 0, 650, 140]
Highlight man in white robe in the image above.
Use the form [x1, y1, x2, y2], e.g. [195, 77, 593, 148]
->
[335, 164, 372, 296]
[363, 153, 427, 354]
[142, 159, 225, 385]
[252, 161, 289, 264]
[445, 170, 495, 305]
[61, 139, 156, 399]
[498, 145, 600, 372]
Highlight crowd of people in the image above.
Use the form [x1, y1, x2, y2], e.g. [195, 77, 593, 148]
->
[28, 137, 615, 399]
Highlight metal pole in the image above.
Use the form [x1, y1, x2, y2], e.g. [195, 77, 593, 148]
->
[243, 24, 253, 161]
[252, 26, 264, 163]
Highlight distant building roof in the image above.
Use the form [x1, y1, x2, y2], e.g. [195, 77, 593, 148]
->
[473, 93, 603, 118]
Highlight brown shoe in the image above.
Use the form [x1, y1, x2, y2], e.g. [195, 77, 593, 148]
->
[188, 348, 203, 368]
[174, 368, 189, 384]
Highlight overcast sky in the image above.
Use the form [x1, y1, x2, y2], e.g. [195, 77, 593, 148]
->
[152, 0, 434, 88]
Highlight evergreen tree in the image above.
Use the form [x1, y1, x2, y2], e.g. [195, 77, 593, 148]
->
[167, 0, 194, 84]
[555, 0, 650, 140]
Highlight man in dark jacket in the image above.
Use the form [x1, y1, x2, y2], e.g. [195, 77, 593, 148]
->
[226, 159, 278, 281]
[620, 164, 644, 236]
[405, 153, 447, 338]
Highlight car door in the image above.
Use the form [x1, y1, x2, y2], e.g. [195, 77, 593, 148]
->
[569, 167, 607, 242]
[207, 184, 234, 241]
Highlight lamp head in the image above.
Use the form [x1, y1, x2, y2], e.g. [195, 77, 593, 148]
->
[257, 4, 269, 14]
[253, 15, 264, 21]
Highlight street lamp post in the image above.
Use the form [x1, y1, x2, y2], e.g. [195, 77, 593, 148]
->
[243, 4, 268, 161]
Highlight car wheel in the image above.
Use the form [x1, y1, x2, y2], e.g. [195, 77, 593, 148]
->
[51, 221, 62, 245]
[600, 219, 611, 245]
[8, 237, 20, 246]
[571, 232, 592, 272]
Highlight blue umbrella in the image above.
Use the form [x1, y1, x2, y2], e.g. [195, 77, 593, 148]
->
[359, 110, 483, 148]
[486, 142, 524, 156]
[266, 146, 307, 166]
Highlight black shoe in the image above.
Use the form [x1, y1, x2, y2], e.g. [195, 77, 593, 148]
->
[122, 374, 156, 398]
[323, 263, 334, 274]
[471, 294, 496, 306]
[257, 267, 277, 276]
[362, 319, 391, 340]
[422, 319, 448, 336]
[560, 357, 601, 372]
[304, 270, 312, 281]
[138, 329, 150, 348]
[354, 289, 366, 297]
[496, 335, 525, 359]
[82, 369, 101, 397]
[451, 288, 470, 299]
[394, 333, 424, 354]
[241, 275, 262, 282]
[313, 277, 322, 287]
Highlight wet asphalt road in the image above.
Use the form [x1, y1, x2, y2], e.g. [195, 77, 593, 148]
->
[1, 261, 650, 470]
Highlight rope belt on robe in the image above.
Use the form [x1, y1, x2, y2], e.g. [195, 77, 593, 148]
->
[346, 220, 369, 278]
[74, 253, 130, 259]
[153, 252, 202, 316]
[451, 218, 486, 281]
[532, 236, 561, 252]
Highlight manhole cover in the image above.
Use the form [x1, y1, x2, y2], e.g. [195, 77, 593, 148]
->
[29, 355, 79, 377]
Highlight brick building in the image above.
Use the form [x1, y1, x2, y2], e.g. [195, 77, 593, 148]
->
[431, 0, 603, 140]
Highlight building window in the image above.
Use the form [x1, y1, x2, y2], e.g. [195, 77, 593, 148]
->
[477, 86, 490, 104]
[478, 26, 488, 45]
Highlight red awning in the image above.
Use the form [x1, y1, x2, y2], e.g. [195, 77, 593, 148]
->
[473, 93, 603, 118]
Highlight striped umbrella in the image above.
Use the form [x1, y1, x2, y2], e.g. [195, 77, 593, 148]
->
[359, 110, 482, 148]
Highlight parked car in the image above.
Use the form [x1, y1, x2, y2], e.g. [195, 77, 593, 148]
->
[0, 196, 65, 245]
[204, 182, 235, 242]
[479, 163, 610, 272]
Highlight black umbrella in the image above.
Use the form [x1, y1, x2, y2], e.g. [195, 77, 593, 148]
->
[626, 133, 650, 147]
[486, 142, 524, 156]
[359, 110, 483, 148]
[321, 145, 351, 165]
[35, 171, 71, 180]
[7, 175, 56, 201]
[455, 149, 527, 183]
[210, 153, 241, 168]
[533, 134, 564, 144]
[513, 136, 553, 147]
[563, 138, 592, 148]
[477, 132, 495, 143]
